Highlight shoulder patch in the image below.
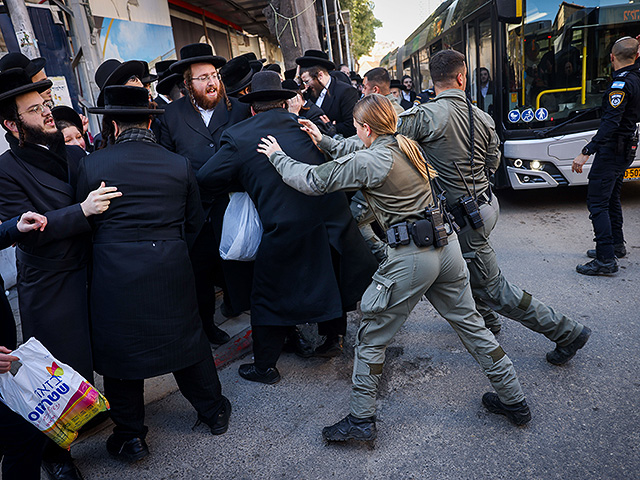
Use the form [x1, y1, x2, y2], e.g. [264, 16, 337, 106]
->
[609, 91, 625, 108]
[611, 81, 626, 89]
[334, 152, 357, 165]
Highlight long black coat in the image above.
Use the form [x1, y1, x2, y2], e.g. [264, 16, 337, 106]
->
[197, 108, 377, 326]
[0, 137, 92, 380]
[158, 95, 253, 311]
[77, 137, 210, 380]
[316, 78, 359, 138]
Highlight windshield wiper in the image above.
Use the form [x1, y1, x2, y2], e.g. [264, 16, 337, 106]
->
[534, 106, 600, 139]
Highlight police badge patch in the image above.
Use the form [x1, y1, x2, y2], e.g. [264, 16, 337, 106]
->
[609, 91, 625, 108]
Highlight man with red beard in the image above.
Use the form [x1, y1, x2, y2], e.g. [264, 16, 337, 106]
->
[159, 44, 252, 345]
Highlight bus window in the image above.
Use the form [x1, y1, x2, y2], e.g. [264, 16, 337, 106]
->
[418, 47, 430, 92]
[466, 23, 478, 106]
[478, 17, 494, 114]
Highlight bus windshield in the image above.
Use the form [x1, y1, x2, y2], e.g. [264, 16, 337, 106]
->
[504, 0, 639, 130]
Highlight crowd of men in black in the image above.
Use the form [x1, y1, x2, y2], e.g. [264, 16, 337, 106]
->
[0, 34, 638, 480]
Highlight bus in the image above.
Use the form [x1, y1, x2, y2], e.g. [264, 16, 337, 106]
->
[381, 0, 640, 189]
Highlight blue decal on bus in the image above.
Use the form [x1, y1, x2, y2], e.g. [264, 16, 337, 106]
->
[508, 110, 520, 123]
[535, 108, 548, 121]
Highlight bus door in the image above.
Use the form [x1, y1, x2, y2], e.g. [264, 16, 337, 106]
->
[465, 11, 495, 115]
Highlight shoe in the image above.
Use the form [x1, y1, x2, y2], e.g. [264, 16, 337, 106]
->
[482, 393, 531, 426]
[238, 363, 281, 384]
[197, 396, 232, 435]
[546, 326, 591, 365]
[283, 328, 314, 358]
[106, 435, 149, 462]
[203, 323, 231, 345]
[42, 459, 85, 480]
[587, 244, 626, 259]
[220, 302, 241, 318]
[314, 335, 343, 358]
[322, 414, 377, 442]
[576, 258, 618, 276]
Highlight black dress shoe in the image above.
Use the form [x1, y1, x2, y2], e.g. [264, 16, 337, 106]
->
[42, 459, 85, 480]
[238, 363, 281, 384]
[546, 326, 591, 365]
[314, 335, 343, 358]
[220, 302, 242, 318]
[283, 328, 314, 358]
[203, 323, 231, 345]
[322, 414, 377, 442]
[482, 393, 531, 426]
[106, 435, 149, 462]
[197, 396, 232, 435]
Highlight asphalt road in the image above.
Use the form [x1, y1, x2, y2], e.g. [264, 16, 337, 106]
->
[72, 182, 640, 480]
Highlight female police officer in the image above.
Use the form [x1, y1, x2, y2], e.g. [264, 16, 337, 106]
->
[257, 94, 531, 442]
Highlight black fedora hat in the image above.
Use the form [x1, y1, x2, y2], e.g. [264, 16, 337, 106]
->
[0, 52, 46, 78]
[389, 79, 402, 89]
[283, 68, 297, 80]
[170, 43, 226, 73]
[264, 63, 281, 74]
[295, 50, 335, 71]
[155, 60, 175, 78]
[140, 61, 158, 84]
[281, 79, 301, 92]
[157, 73, 183, 96]
[88, 85, 164, 116]
[238, 71, 296, 104]
[95, 59, 146, 106]
[51, 105, 83, 132]
[238, 52, 265, 74]
[0, 68, 52, 103]
[220, 56, 254, 95]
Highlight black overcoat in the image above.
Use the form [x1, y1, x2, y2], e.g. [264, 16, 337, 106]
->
[197, 108, 377, 326]
[76, 137, 210, 380]
[158, 95, 253, 311]
[317, 78, 359, 138]
[0, 137, 93, 380]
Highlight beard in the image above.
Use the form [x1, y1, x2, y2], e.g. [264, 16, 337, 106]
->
[191, 82, 223, 110]
[19, 118, 63, 147]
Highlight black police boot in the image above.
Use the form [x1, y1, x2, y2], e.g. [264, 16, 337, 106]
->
[194, 396, 232, 435]
[314, 335, 343, 358]
[576, 258, 618, 276]
[587, 243, 626, 259]
[546, 326, 591, 365]
[106, 435, 149, 462]
[42, 459, 85, 480]
[482, 393, 531, 426]
[238, 363, 281, 384]
[283, 328, 314, 358]
[322, 414, 377, 442]
[203, 323, 231, 345]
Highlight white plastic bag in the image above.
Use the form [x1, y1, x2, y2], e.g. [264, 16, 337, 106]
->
[0, 338, 109, 449]
[219, 192, 263, 261]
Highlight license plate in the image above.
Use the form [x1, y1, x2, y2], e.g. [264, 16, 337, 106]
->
[624, 167, 640, 181]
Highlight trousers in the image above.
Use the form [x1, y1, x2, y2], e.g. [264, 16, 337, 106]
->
[103, 355, 224, 440]
[587, 149, 631, 260]
[458, 196, 583, 345]
[350, 235, 524, 418]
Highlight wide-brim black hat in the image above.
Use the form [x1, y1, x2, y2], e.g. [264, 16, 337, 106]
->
[51, 105, 83, 132]
[238, 71, 296, 104]
[220, 56, 254, 95]
[155, 60, 175, 77]
[0, 68, 52, 103]
[238, 52, 265, 74]
[283, 68, 297, 80]
[389, 79, 402, 89]
[0, 52, 46, 78]
[156, 73, 183, 95]
[88, 85, 164, 115]
[171, 43, 226, 73]
[95, 59, 146, 106]
[140, 61, 158, 84]
[281, 79, 301, 91]
[264, 63, 281, 74]
[295, 49, 335, 71]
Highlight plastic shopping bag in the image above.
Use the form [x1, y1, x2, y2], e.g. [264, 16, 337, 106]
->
[0, 337, 109, 449]
[219, 192, 263, 261]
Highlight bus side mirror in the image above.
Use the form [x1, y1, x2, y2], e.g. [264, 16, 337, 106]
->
[496, 0, 525, 23]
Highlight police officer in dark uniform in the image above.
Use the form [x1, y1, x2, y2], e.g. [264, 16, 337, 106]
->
[572, 36, 640, 275]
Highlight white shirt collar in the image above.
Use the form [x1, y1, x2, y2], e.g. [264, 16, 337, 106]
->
[315, 76, 332, 108]
[197, 104, 215, 127]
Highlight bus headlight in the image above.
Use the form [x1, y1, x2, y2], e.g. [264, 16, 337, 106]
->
[530, 160, 542, 171]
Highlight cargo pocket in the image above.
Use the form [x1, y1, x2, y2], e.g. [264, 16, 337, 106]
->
[360, 272, 395, 315]
[462, 250, 489, 283]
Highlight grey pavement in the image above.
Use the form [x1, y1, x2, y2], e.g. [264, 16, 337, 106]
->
[10, 183, 640, 479]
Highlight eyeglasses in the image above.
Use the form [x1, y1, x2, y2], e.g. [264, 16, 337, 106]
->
[301, 76, 316, 86]
[192, 73, 220, 83]
[18, 103, 50, 117]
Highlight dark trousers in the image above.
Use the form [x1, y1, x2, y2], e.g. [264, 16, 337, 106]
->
[0, 277, 16, 349]
[587, 151, 630, 260]
[103, 355, 224, 441]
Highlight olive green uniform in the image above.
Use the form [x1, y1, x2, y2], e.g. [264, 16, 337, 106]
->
[398, 89, 584, 346]
[268, 133, 526, 419]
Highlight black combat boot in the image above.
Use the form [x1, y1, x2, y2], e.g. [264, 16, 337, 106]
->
[587, 243, 626, 259]
[546, 326, 591, 365]
[203, 323, 231, 345]
[322, 414, 377, 442]
[576, 258, 618, 276]
[482, 393, 531, 426]
[283, 327, 314, 358]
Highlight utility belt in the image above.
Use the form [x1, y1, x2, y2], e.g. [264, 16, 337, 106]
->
[386, 206, 453, 249]
[448, 190, 491, 231]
